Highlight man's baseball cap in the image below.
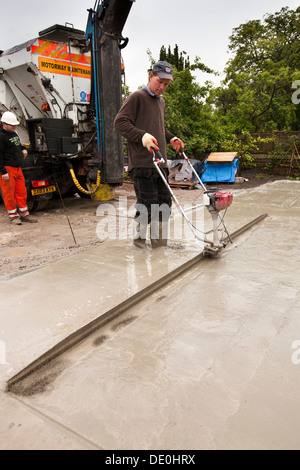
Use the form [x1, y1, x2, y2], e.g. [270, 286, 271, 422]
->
[151, 61, 173, 80]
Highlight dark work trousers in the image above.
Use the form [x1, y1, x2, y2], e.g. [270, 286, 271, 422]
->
[130, 168, 172, 244]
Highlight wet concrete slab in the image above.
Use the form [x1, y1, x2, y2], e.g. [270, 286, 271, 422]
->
[0, 391, 98, 450]
[0, 238, 204, 390]
[1, 180, 300, 450]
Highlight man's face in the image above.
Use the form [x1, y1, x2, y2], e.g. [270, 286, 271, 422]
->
[3, 123, 17, 133]
[148, 73, 171, 96]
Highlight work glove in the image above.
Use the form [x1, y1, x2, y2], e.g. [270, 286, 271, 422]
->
[170, 137, 184, 155]
[142, 133, 159, 153]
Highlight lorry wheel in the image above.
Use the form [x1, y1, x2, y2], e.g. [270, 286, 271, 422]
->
[28, 198, 50, 212]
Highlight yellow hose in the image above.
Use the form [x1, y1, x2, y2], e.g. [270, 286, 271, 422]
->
[69, 168, 102, 195]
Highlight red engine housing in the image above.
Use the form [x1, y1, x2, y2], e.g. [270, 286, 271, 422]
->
[212, 192, 233, 211]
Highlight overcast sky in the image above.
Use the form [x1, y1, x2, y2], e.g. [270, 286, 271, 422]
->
[1, 1, 299, 91]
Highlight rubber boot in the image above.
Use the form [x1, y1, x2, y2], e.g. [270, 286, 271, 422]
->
[150, 221, 168, 248]
[10, 217, 22, 225]
[133, 222, 147, 248]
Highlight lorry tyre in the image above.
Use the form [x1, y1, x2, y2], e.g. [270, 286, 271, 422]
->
[27, 197, 50, 212]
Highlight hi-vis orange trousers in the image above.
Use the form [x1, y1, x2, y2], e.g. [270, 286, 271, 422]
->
[0, 166, 29, 220]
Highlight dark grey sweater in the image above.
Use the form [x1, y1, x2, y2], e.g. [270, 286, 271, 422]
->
[114, 87, 174, 171]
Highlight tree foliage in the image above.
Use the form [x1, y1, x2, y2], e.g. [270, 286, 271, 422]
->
[159, 44, 190, 71]
[131, 7, 299, 161]
[157, 46, 217, 158]
[212, 6, 300, 132]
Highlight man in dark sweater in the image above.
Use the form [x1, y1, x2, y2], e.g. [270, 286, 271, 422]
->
[0, 111, 37, 225]
[114, 61, 184, 247]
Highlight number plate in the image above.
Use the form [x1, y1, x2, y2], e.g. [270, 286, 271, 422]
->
[31, 185, 56, 196]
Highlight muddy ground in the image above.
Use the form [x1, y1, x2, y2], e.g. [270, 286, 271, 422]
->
[0, 169, 285, 278]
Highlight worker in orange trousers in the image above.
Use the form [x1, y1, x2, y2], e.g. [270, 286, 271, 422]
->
[0, 111, 37, 225]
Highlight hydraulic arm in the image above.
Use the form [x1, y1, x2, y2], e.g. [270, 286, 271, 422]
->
[85, 0, 135, 183]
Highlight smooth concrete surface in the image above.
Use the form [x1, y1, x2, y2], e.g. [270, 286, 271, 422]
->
[1, 180, 300, 450]
[0, 240, 204, 390]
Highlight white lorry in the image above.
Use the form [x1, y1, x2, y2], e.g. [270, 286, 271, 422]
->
[0, 0, 135, 210]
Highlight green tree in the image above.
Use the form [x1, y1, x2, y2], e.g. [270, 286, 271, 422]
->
[164, 69, 224, 159]
[213, 6, 300, 132]
[159, 45, 190, 71]
[154, 46, 217, 158]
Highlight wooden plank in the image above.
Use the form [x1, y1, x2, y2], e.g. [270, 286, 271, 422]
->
[206, 152, 238, 163]
[169, 180, 197, 190]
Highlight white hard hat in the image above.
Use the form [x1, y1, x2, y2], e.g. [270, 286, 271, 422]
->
[1, 111, 20, 125]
